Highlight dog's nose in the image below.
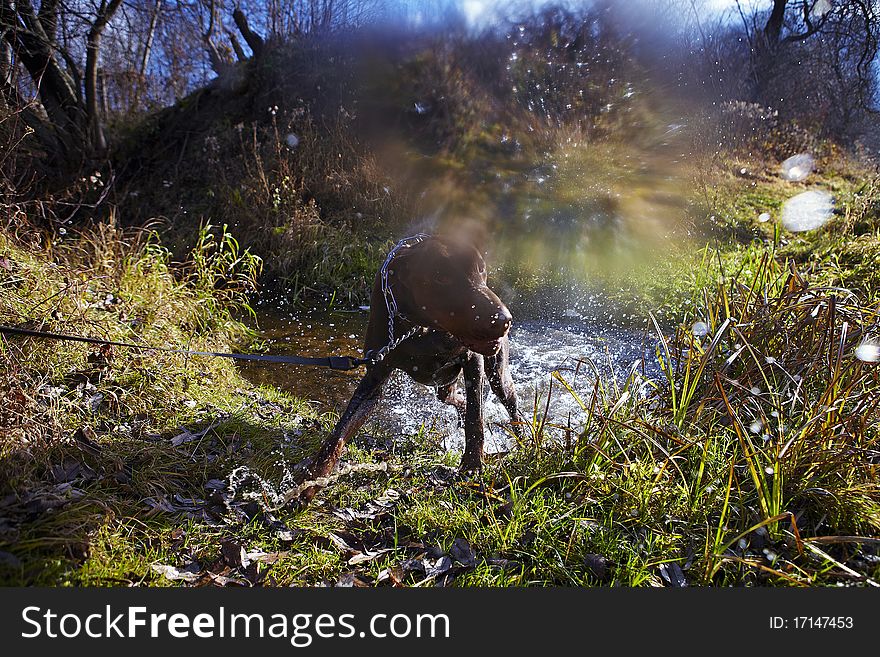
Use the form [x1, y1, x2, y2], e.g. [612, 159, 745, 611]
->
[498, 305, 512, 330]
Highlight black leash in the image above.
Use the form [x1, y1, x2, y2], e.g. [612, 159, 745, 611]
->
[0, 324, 367, 371]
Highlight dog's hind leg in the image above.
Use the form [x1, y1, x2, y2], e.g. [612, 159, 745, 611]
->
[485, 339, 521, 436]
[301, 364, 392, 502]
[459, 352, 486, 472]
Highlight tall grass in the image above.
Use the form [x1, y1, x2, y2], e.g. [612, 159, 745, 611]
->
[539, 250, 880, 584]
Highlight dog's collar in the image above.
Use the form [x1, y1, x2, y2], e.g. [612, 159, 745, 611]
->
[380, 233, 431, 344]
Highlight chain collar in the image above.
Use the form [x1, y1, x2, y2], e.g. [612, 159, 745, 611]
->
[380, 233, 430, 343]
[365, 233, 431, 366]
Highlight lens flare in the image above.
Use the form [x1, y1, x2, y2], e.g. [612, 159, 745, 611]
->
[780, 153, 814, 182]
[781, 190, 834, 232]
[855, 340, 880, 363]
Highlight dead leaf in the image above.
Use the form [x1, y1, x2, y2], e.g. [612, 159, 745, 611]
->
[450, 538, 476, 568]
[401, 557, 426, 573]
[220, 539, 246, 568]
[584, 554, 609, 581]
[486, 557, 521, 571]
[244, 550, 289, 565]
[659, 562, 688, 587]
[170, 421, 218, 447]
[347, 549, 392, 566]
[0, 551, 22, 568]
[151, 563, 199, 582]
[327, 531, 365, 554]
[425, 556, 453, 578]
[336, 573, 371, 587]
[376, 566, 405, 586]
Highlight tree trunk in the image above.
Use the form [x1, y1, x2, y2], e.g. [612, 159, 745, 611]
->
[232, 8, 264, 58]
[751, 0, 788, 101]
[136, 0, 163, 107]
[85, 0, 124, 155]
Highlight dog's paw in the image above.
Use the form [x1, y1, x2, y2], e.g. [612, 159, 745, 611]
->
[457, 456, 483, 475]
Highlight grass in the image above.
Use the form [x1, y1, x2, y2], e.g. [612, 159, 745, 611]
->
[2, 181, 878, 586]
[1, 13, 878, 588]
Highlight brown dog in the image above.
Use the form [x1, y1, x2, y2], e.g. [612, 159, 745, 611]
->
[301, 234, 519, 501]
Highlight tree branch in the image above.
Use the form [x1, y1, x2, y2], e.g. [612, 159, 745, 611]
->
[232, 6, 263, 58]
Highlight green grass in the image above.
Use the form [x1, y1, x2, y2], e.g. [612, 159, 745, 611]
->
[3, 97, 880, 588]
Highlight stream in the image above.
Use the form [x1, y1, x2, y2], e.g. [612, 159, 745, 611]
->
[239, 118, 693, 454]
[240, 302, 661, 454]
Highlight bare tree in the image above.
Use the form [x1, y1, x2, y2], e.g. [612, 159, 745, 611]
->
[0, 0, 125, 165]
[751, 0, 878, 109]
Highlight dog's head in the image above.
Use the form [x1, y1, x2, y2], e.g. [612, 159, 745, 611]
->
[389, 236, 512, 356]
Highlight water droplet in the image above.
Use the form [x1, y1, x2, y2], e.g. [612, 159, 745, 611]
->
[691, 321, 709, 337]
[764, 465, 775, 475]
[749, 420, 762, 434]
[758, 212, 771, 223]
[285, 133, 299, 148]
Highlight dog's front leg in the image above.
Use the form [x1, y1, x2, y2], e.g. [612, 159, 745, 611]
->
[459, 352, 485, 472]
[301, 363, 392, 502]
[486, 338, 521, 437]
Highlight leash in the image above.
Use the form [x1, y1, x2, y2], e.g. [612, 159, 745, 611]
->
[0, 234, 435, 372]
[0, 324, 367, 371]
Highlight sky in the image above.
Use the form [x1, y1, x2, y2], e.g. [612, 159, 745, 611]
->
[458, 0, 750, 25]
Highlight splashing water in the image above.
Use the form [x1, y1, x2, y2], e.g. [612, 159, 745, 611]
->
[781, 190, 834, 232]
[383, 320, 656, 454]
[240, 312, 657, 457]
[780, 153, 814, 182]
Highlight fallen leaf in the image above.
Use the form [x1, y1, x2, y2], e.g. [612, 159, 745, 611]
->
[425, 556, 453, 578]
[347, 549, 392, 566]
[450, 538, 476, 568]
[401, 557, 426, 573]
[0, 551, 22, 568]
[336, 573, 371, 587]
[376, 566, 405, 586]
[327, 531, 365, 554]
[659, 563, 688, 587]
[583, 554, 609, 581]
[151, 563, 199, 582]
[244, 550, 289, 565]
[170, 421, 218, 447]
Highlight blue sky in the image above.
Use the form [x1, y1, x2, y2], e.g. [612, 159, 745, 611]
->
[458, 0, 748, 25]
